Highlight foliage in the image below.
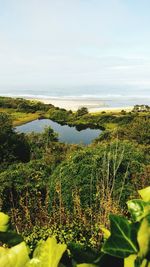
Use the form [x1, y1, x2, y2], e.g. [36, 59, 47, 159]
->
[23, 220, 101, 254]
[0, 215, 66, 267]
[27, 129, 70, 165]
[0, 212, 95, 267]
[0, 97, 53, 113]
[132, 104, 150, 113]
[119, 117, 150, 145]
[26, 237, 67, 267]
[102, 186, 150, 267]
[95, 117, 150, 159]
[48, 108, 73, 123]
[76, 107, 89, 117]
[0, 160, 51, 231]
[0, 242, 29, 267]
[0, 112, 30, 168]
[102, 214, 139, 257]
[0, 96, 149, 266]
[49, 141, 145, 215]
[0, 212, 9, 232]
[0, 187, 150, 266]
[1, 96, 149, 135]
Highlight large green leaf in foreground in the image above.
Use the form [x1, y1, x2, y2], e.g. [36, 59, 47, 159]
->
[137, 215, 150, 259]
[124, 254, 137, 267]
[26, 237, 67, 267]
[102, 215, 138, 258]
[138, 187, 150, 202]
[0, 212, 9, 232]
[0, 242, 29, 267]
[127, 199, 150, 222]
[77, 264, 97, 267]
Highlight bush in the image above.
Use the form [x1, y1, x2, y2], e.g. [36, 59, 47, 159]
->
[76, 107, 89, 117]
[0, 112, 30, 167]
[49, 141, 145, 226]
[0, 186, 149, 267]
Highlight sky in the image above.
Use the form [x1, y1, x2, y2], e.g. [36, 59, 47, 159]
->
[0, 0, 150, 96]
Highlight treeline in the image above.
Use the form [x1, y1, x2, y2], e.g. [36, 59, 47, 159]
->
[96, 116, 150, 147]
[0, 96, 53, 113]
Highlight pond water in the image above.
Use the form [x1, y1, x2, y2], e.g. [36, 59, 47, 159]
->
[16, 119, 101, 145]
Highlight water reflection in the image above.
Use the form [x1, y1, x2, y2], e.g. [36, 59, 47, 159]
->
[16, 119, 102, 145]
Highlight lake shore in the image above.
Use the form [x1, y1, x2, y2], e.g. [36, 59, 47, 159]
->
[27, 97, 133, 113]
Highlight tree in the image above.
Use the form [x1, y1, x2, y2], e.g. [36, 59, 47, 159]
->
[76, 107, 89, 117]
[0, 112, 30, 167]
[0, 112, 13, 137]
[42, 126, 58, 144]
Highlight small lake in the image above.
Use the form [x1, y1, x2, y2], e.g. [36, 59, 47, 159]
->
[16, 119, 101, 145]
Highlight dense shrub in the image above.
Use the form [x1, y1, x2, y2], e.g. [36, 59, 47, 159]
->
[49, 141, 145, 225]
[0, 112, 30, 167]
[0, 160, 51, 231]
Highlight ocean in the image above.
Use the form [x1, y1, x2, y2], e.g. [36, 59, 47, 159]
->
[0, 85, 150, 108]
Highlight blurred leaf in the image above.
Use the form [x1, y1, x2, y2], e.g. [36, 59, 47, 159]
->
[138, 187, 150, 202]
[25, 258, 41, 266]
[0, 242, 29, 267]
[26, 237, 67, 267]
[0, 231, 24, 246]
[95, 252, 123, 267]
[102, 215, 138, 258]
[100, 226, 110, 239]
[0, 212, 9, 232]
[68, 242, 98, 264]
[76, 264, 97, 267]
[137, 215, 150, 258]
[140, 259, 150, 267]
[124, 255, 136, 267]
[127, 199, 150, 222]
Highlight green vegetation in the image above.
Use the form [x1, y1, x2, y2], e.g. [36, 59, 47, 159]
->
[0, 187, 149, 266]
[1, 96, 149, 130]
[0, 96, 149, 266]
[0, 112, 30, 170]
[102, 186, 150, 267]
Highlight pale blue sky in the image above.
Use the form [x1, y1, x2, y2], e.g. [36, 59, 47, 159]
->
[0, 0, 150, 95]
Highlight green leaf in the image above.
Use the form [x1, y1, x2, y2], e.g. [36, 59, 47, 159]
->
[25, 258, 41, 266]
[102, 215, 138, 258]
[100, 226, 111, 239]
[140, 259, 150, 267]
[137, 215, 150, 258]
[0, 212, 9, 232]
[135, 258, 150, 267]
[95, 252, 123, 267]
[0, 231, 24, 246]
[138, 187, 150, 202]
[124, 255, 137, 267]
[127, 199, 150, 222]
[76, 264, 97, 267]
[0, 241, 29, 267]
[26, 237, 67, 267]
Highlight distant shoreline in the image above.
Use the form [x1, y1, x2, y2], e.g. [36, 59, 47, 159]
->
[1, 94, 150, 112]
[26, 97, 133, 113]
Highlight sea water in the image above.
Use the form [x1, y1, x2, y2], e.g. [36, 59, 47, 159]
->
[0, 85, 150, 108]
